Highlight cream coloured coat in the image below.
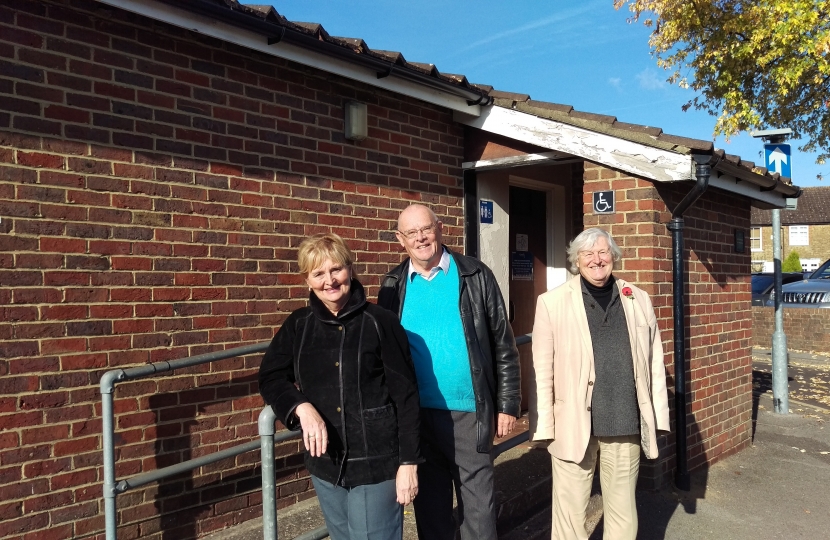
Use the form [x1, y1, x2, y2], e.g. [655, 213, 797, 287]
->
[529, 275, 670, 462]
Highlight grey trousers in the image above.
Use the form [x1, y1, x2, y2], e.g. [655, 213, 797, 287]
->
[413, 408, 497, 540]
[311, 476, 403, 540]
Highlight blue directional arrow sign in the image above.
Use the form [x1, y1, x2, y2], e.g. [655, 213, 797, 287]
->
[764, 143, 791, 178]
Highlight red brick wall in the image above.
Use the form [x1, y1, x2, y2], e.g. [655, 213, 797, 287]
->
[0, 1, 465, 538]
[582, 163, 753, 487]
[752, 307, 830, 354]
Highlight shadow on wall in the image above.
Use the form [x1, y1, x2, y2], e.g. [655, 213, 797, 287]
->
[146, 371, 261, 539]
[111, 369, 304, 540]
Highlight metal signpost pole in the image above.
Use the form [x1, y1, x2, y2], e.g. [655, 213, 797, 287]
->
[752, 127, 793, 415]
[771, 210, 789, 413]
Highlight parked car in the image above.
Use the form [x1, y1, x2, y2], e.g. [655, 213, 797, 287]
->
[751, 272, 805, 306]
[766, 258, 830, 308]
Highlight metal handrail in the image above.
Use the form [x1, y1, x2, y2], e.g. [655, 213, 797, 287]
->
[100, 342, 272, 540]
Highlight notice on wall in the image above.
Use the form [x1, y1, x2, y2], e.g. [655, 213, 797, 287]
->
[593, 190, 615, 214]
[511, 251, 534, 281]
[515, 234, 528, 252]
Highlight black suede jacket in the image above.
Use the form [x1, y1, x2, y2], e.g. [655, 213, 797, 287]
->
[258, 280, 421, 487]
[377, 248, 521, 453]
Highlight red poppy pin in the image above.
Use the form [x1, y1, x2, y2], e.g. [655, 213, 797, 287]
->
[622, 286, 634, 299]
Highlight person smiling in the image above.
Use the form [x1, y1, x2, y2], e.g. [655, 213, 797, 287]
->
[258, 233, 421, 540]
[378, 204, 520, 540]
[529, 228, 670, 540]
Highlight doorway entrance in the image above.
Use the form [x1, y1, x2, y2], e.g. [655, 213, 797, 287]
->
[509, 186, 548, 411]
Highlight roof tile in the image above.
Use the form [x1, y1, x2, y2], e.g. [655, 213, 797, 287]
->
[653, 133, 713, 152]
[570, 110, 616, 124]
[611, 121, 662, 137]
[489, 90, 531, 102]
[526, 100, 573, 114]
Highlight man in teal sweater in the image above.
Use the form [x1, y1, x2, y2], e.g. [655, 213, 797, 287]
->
[378, 204, 521, 540]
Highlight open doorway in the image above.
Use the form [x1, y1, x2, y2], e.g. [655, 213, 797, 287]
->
[508, 185, 548, 411]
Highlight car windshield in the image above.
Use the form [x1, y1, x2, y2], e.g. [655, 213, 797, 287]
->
[751, 275, 774, 294]
[808, 260, 830, 280]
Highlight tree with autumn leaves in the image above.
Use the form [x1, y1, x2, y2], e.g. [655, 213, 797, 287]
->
[616, 0, 830, 178]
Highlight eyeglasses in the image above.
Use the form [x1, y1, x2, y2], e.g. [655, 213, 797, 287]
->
[397, 222, 437, 240]
[578, 249, 611, 260]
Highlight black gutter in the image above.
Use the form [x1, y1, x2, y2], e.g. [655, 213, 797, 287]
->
[666, 154, 717, 492]
[158, 0, 492, 106]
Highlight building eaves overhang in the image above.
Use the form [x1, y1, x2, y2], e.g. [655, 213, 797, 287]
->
[458, 95, 800, 208]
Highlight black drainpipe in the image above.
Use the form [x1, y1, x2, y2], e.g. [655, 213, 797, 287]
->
[666, 154, 717, 491]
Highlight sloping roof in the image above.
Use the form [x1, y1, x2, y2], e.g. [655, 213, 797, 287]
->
[146, 0, 796, 194]
[751, 186, 830, 225]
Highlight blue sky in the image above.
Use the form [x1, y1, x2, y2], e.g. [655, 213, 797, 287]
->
[270, 0, 824, 187]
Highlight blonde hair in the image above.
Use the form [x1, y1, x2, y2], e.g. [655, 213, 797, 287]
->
[565, 228, 622, 274]
[297, 233, 354, 276]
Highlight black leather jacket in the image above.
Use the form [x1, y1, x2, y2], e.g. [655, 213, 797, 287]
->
[377, 248, 521, 452]
[259, 280, 421, 487]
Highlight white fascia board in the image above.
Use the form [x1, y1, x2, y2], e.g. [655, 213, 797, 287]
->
[456, 106, 695, 182]
[95, 0, 480, 116]
[462, 151, 575, 171]
[708, 173, 787, 208]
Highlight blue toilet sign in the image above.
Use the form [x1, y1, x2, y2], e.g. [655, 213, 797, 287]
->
[480, 200, 494, 224]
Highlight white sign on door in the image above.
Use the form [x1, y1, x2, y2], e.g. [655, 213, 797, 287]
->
[516, 234, 528, 252]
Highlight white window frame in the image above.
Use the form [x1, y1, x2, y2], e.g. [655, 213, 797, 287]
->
[750, 227, 763, 252]
[789, 225, 809, 246]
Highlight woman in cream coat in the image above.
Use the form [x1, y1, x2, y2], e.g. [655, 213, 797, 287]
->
[529, 228, 670, 540]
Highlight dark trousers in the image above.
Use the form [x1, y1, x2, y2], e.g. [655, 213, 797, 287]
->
[413, 408, 497, 540]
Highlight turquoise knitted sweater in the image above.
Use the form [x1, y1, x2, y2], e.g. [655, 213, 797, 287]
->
[400, 258, 475, 412]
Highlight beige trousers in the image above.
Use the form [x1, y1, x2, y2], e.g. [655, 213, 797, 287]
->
[550, 435, 640, 540]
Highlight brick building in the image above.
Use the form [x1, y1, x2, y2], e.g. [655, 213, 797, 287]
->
[0, 0, 801, 539]
[750, 186, 830, 272]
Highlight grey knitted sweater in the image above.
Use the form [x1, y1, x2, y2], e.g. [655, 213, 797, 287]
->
[581, 277, 640, 437]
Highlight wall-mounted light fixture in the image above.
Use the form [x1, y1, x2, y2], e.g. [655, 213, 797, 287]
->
[344, 101, 367, 141]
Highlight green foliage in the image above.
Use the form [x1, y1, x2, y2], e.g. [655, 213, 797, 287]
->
[616, 0, 830, 178]
[782, 250, 803, 272]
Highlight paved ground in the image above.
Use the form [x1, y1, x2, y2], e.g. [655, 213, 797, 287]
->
[753, 348, 830, 410]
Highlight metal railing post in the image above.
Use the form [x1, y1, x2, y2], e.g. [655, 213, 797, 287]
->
[259, 406, 278, 540]
[100, 370, 125, 540]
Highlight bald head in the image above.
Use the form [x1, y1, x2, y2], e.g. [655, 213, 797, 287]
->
[397, 204, 438, 231]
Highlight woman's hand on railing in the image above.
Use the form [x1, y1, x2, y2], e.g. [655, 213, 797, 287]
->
[395, 464, 418, 505]
[295, 403, 328, 457]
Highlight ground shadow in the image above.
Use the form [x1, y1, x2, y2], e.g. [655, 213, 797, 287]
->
[751, 368, 795, 440]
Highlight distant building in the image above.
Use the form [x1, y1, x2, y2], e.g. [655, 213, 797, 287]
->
[751, 187, 830, 272]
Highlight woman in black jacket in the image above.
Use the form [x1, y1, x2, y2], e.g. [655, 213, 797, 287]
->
[259, 233, 420, 540]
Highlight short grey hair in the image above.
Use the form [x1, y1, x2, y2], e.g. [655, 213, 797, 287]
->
[566, 228, 622, 274]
